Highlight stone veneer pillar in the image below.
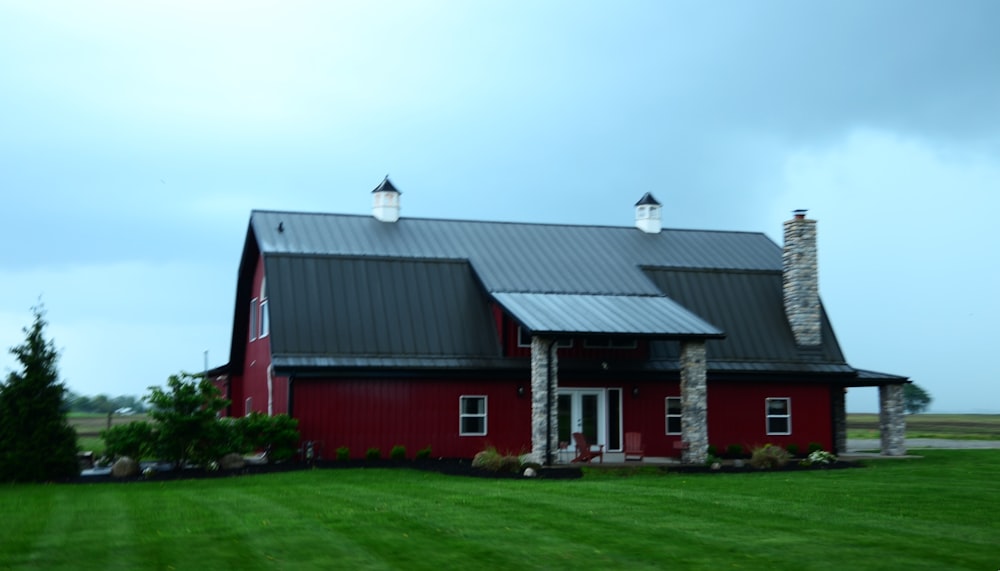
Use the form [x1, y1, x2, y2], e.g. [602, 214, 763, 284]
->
[783, 212, 821, 346]
[680, 340, 709, 464]
[831, 387, 847, 454]
[530, 336, 560, 465]
[879, 384, 906, 456]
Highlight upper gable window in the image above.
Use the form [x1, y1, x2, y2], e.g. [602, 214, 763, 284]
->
[583, 336, 638, 350]
[516, 327, 572, 349]
[765, 397, 791, 435]
[249, 298, 258, 342]
[259, 278, 269, 339]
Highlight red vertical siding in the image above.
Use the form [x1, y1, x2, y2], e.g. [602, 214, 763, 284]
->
[239, 254, 289, 416]
[706, 381, 833, 453]
[293, 377, 531, 459]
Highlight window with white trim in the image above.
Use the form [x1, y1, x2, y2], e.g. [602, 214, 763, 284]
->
[259, 299, 269, 338]
[766, 397, 791, 435]
[665, 396, 682, 435]
[583, 336, 638, 349]
[516, 327, 572, 348]
[249, 298, 258, 341]
[459, 395, 487, 436]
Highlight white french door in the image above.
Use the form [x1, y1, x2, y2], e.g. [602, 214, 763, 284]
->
[558, 389, 606, 448]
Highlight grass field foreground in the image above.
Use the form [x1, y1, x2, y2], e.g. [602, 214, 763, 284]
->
[1, 450, 998, 570]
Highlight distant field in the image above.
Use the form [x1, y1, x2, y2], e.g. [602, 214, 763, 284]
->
[68, 413, 149, 454]
[847, 413, 1000, 440]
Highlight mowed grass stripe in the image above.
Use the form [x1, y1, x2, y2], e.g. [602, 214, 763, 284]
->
[1, 451, 998, 570]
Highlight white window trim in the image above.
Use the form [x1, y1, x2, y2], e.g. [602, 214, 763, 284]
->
[245, 397, 253, 416]
[249, 297, 258, 341]
[459, 395, 488, 436]
[665, 396, 682, 435]
[259, 298, 269, 338]
[516, 326, 572, 349]
[765, 397, 792, 435]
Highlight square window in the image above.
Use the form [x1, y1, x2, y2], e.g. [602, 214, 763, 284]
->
[665, 396, 682, 435]
[766, 397, 791, 435]
[459, 395, 487, 436]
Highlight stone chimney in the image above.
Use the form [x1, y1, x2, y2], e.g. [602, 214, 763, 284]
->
[783, 209, 821, 346]
[372, 176, 401, 222]
[634, 192, 662, 234]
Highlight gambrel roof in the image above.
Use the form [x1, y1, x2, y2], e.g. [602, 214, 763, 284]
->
[227, 209, 864, 378]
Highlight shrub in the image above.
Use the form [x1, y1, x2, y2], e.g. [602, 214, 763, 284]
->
[102, 421, 156, 461]
[415, 446, 432, 460]
[808, 442, 824, 454]
[236, 412, 301, 463]
[365, 447, 381, 461]
[390, 445, 406, 461]
[749, 444, 791, 469]
[471, 446, 522, 473]
[785, 443, 800, 456]
[707, 444, 718, 457]
[336, 446, 350, 461]
[725, 444, 744, 458]
[807, 450, 837, 465]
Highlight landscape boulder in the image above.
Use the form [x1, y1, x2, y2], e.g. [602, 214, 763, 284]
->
[219, 452, 246, 471]
[111, 457, 140, 478]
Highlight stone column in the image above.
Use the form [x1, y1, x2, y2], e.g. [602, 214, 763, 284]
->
[783, 212, 821, 347]
[831, 387, 847, 454]
[879, 384, 906, 456]
[530, 336, 559, 465]
[680, 340, 708, 464]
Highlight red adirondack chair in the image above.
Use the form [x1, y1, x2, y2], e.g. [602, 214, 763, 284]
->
[624, 432, 644, 461]
[571, 432, 604, 464]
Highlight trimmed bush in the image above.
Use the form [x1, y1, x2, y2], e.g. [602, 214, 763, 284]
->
[725, 444, 744, 458]
[706, 444, 718, 457]
[365, 448, 381, 461]
[336, 446, 350, 461]
[749, 444, 791, 469]
[472, 447, 521, 473]
[415, 446, 432, 460]
[390, 445, 406, 461]
[808, 442, 824, 454]
[102, 421, 156, 461]
[785, 443, 800, 457]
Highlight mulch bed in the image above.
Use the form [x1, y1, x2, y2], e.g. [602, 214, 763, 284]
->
[66, 457, 859, 484]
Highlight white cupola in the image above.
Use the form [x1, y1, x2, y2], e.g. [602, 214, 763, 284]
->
[634, 192, 662, 234]
[372, 176, 401, 223]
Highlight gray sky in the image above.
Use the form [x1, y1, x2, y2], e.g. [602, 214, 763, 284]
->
[2, 1, 998, 412]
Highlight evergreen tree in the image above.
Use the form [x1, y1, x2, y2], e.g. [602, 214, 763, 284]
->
[0, 306, 79, 482]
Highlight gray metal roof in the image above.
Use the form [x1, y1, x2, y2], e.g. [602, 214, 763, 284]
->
[643, 268, 846, 365]
[265, 255, 500, 360]
[492, 292, 723, 338]
[225, 208, 881, 380]
[251, 211, 783, 296]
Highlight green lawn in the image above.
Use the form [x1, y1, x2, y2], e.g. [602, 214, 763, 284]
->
[1, 451, 998, 570]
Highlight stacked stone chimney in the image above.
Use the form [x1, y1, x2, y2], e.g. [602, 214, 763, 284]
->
[783, 210, 821, 346]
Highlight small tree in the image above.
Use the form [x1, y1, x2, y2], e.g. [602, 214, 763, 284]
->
[146, 373, 229, 470]
[903, 383, 932, 415]
[0, 306, 79, 482]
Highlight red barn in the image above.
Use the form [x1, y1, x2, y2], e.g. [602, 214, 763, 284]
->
[212, 178, 908, 463]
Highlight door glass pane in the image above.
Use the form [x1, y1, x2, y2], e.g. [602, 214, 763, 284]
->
[608, 389, 621, 450]
[581, 394, 599, 443]
[558, 394, 572, 445]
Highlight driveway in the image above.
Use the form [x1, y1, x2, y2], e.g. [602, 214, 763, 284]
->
[847, 438, 1000, 452]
